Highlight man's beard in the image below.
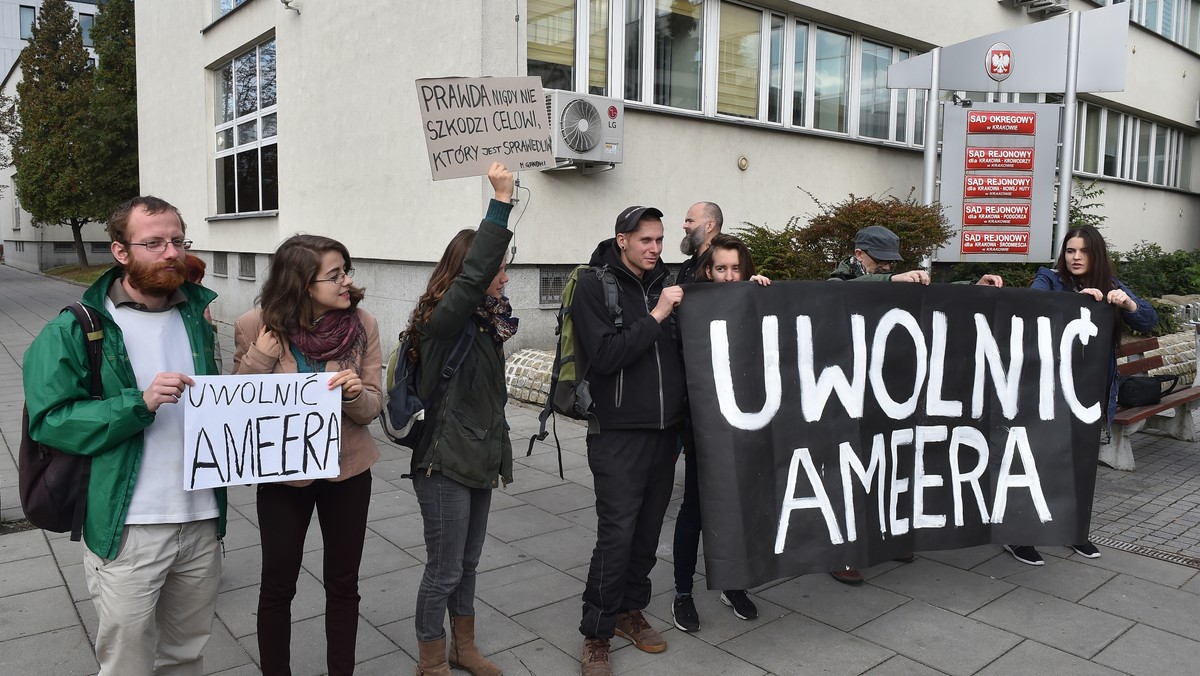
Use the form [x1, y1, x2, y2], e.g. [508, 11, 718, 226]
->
[680, 227, 705, 256]
[125, 256, 186, 296]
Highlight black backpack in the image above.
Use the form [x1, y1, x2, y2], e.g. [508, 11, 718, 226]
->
[18, 303, 104, 541]
[379, 323, 476, 450]
[527, 265, 622, 476]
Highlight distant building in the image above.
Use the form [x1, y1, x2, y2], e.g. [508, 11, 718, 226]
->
[0, 0, 106, 273]
[131, 0, 1199, 349]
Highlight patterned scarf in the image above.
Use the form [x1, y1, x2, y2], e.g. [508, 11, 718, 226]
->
[289, 308, 365, 365]
[474, 294, 519, 355]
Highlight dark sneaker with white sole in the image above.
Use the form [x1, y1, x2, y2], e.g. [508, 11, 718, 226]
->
[671, 594, 700, 632]
[720, 590, 758, 621]
[1071, 542, 1101, 558]
[1004, 544, 1044, 566]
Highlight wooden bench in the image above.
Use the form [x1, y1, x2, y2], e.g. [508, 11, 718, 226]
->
[1099, 328, 1200, 470]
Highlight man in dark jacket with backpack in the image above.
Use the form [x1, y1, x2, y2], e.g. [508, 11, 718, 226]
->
[574, 205, 686, 675]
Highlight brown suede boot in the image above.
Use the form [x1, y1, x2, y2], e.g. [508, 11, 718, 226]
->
[448, 615, 502, 676]
[415, 637, 452, 676]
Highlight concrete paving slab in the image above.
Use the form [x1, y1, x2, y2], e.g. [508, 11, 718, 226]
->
[0, 625, 98, 675]
[1092, 622, 1200, 676]
[974, 639, 1127, 676]
[0, 554, 63, 596]
[622, 629, 768, 675]
[0, 529, 50, 565]
[477, 567, 583, 616]
[218, 544, 263, 593]
[60, 562, 88, 602]
[968, 586, 1133, 658]
[485, 637, 583, 676]
[510, 524, 598, 570]
[1080, 573, 1200, 642]
[0, 586, 80, 641]
[366, 511, 426, 549]
[240, 614, 397, 676]
[486, 503, 574, 543]
[869, 558, 1015, 615]
[1075, 545, 1199, 588]
[363, 487, 422, 520]
[917, 544, 1003, 571]
[997, 554, 1116, 602]
[215, 570, 326, 638]
[724, 611, 893, 675]
[755, 572, 909, 632]
[301, 533, 421, 581]
[861, 653, 948, 675]
[202, 618, 256, 673]
[357, 565, 426, 627]
[514, 482, 597, 515]
[854, 600, 1021, 676]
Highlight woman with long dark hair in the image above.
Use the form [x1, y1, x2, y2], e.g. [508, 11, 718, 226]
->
[233, 235, 383, 675]
[1004, 225, 1157, 567]
[409, 163, 515, 676]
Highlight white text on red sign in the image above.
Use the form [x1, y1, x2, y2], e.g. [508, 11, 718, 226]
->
[961, 230, 1030, 254]
[966, 110, 1037, 135]
[965, 147, 1035, 171]
[963, 203, 1032, 226]
[963, 175, 1033, 198]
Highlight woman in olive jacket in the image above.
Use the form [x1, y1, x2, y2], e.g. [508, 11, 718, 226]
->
[407, 163, 516, 676]
[233, 234, 383, 676]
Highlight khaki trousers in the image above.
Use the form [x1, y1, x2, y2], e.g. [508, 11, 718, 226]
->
[83, 520, 221, 676]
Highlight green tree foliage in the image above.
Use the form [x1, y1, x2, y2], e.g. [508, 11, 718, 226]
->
[9, 0, 95, 267]
[85, 0, 138, 221]
[1113, 242, 1200, 299]
[737, 189, 955, 280]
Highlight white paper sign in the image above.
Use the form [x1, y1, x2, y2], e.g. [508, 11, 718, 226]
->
[415, 76, 555, 180]
[183, 373, 342, 490]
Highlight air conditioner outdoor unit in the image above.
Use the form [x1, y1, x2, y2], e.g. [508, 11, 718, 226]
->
[544, 89, 624, 168]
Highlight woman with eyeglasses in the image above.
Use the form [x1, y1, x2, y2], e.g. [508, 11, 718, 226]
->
[232, 234, 383, 676]
[406, 162, 516, 676]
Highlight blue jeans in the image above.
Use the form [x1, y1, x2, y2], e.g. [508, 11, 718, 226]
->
[413, 470, 492, 642]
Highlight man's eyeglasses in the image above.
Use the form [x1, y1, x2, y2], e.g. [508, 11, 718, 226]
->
[313, 268, 354, 285]
[865, 253, 895, 272]
[124, 238, 193, 253]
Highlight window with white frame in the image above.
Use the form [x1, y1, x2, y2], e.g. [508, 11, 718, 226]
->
[214, 0, 251, 20]
[213, 39, 277, 215]
[20, 5, 35, 39]
[1092, 0, 1200, 50]
[1074, 101, 1192, 189]
[529, 1, 928, 149]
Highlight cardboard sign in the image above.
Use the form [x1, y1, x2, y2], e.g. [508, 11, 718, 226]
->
[677, 282, 1113, 590]
[415, 76, 555, 180]
[183, 373, 342, 490]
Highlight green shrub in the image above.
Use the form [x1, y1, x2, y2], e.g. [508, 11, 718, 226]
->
[1113, 241, 1200, 299]
[1136, 298, 1183, 337]
[738, 189, 954, 281]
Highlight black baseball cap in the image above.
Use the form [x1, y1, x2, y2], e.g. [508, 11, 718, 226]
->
[614, 206, 665, 234]
[855, 225, 903, 261]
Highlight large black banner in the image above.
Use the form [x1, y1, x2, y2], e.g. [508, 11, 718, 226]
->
[678, 282, 1116, 590]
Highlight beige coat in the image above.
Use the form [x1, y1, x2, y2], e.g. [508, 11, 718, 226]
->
[233, 307, 383, 485]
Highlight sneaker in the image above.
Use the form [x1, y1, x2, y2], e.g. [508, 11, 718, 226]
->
[614, 609, 667, 654]
[671, 594, 700, 632]
[1004, 544, 1045, 566]
[829, 566, 864, 585]
[581, 637, 611, 676]
[720, 590, 758, 621]
[1071, 542, 1101, 558]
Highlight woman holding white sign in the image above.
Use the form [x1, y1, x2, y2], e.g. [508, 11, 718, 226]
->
[1005, 225, 1157, 567]
[405, 162, 516, 676]
[232, 235, 383, 676]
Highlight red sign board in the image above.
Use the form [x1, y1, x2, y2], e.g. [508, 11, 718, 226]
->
[963, 175, 1033, 199]
[967, 110, 1037, 135]
[965, 147, 1035, 171]
[963, 202, 1031, 226]
[961, 230, 1030, 254]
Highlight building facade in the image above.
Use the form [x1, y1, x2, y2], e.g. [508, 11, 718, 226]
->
[0, 0, 106, 273]
[132, 0, 1200, 349]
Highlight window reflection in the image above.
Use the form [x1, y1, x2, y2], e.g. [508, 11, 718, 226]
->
[792, 21, 807, 127]
[858, 40, 891, 139]
[624, 0, 643, 101]
[717, 2, 760, 119]
[654, 0, 702, 111]
[589, 0, 610, 95]
[528, 0, 576, 90]
[814, 28, 850, 133]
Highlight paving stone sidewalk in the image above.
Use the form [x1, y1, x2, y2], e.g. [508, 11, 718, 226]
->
[3, 263, 1200, 675]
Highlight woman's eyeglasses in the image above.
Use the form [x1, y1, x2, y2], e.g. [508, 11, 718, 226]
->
[313, 268, 354, 285]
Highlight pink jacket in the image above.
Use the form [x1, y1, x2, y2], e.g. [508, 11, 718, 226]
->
[233, 307, 383, 485]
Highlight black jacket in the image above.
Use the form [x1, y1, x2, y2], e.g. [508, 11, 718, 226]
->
[573, 238, 686, 431]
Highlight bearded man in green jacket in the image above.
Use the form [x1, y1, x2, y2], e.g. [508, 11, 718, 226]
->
[23, 196, 227, 676]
